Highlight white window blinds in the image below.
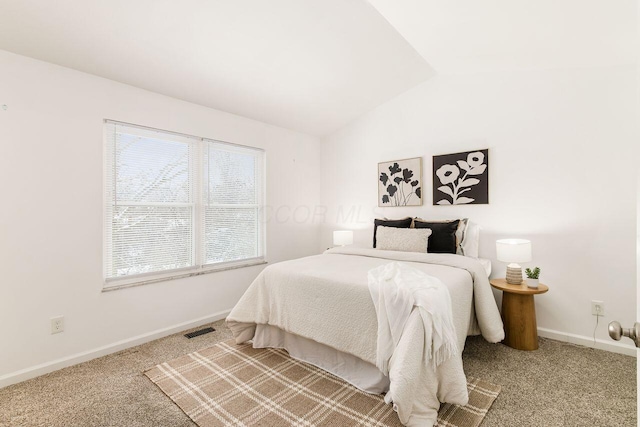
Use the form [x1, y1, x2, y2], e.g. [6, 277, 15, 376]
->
[104, 121, 265, 287]
[203, 141, 263, 265]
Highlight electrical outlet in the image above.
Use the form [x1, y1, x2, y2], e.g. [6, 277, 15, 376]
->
[51, 316, 64, 334]
[591, 301, 605, 316]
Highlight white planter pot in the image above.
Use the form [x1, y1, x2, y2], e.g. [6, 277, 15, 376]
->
[527, 278, 539, 288]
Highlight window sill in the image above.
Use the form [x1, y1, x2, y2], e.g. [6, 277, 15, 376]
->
[102, 259, 268, 292]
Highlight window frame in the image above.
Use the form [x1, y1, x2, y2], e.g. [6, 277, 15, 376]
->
[103, 120, 267, 291]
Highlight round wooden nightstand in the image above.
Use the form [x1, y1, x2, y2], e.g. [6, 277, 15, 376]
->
[490, 278, 549, 351]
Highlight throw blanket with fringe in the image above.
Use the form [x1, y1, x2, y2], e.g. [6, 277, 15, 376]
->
[368, 262, 458, 376]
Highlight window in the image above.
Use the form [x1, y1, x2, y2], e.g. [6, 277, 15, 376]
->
[104, 120, 265, 288]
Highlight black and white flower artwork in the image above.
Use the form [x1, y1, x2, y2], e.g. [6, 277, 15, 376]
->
[378, 157, 422, 207]
[433, 149, 489, 205]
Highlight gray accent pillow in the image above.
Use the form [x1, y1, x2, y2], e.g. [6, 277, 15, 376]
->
[375, 226, 432, 253]
[373, 217, 412, 248]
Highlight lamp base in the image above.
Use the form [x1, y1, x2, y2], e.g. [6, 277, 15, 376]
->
[506, 265, 523, 284]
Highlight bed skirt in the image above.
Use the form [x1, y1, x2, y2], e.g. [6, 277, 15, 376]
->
[252, 324, 390, 394]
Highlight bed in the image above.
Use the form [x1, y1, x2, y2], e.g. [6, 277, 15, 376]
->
[226, 246, 504, 426]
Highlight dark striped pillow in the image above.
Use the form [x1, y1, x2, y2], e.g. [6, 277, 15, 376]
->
[413, 219, 460, 254]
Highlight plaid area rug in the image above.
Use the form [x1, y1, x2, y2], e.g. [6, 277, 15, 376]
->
[145, 340, 500, 427]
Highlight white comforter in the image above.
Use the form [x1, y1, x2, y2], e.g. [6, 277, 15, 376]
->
[226, 247, 504, 426]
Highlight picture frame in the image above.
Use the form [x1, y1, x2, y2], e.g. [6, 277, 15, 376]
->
[378, 157, 422, 207]
[432, 149, 489, 205]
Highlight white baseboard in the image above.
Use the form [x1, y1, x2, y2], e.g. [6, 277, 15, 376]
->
[2, 317, 634, 390]
[538, 327, 637, 357]
[0, 309, 231, 389]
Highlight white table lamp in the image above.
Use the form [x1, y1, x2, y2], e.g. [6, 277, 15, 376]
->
[496, 239, 532, 284]
[333, 230, 353, 247]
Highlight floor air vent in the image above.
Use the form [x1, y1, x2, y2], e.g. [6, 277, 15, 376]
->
[184, 327, 216, 339]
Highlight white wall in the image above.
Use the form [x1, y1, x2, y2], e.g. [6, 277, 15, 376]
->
[320, 65, 638, 353]
[0, 50, 322, 385]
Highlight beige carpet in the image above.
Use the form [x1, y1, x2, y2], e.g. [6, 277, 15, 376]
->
[145, 340, 500, 427]
[0, 320, 635, 426]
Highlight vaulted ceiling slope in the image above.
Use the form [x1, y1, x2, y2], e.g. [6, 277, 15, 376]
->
[1, 1, 636, 136]
[0, 0, 434, 136]
[368, 0, 638, 74]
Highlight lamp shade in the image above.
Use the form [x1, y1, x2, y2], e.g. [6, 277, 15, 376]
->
[496, 239, 532, 263]
[333, 230, 353, 246]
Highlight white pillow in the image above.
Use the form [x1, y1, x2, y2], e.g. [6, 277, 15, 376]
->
[376, 226, 432, 253]
[461, 221, 480, 258]
[455, 218, 469, 255]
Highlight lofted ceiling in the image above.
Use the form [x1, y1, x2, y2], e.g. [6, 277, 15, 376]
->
[0, 0, 433, 136]
[368, 0, 638, 74]
[0, 1, 636, 136]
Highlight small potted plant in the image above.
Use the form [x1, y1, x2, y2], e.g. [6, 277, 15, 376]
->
[525, 267, 541, 288]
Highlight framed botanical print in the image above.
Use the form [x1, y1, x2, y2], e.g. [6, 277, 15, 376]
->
[433, 149, 488, 205]
[378, 157, 422, 207]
